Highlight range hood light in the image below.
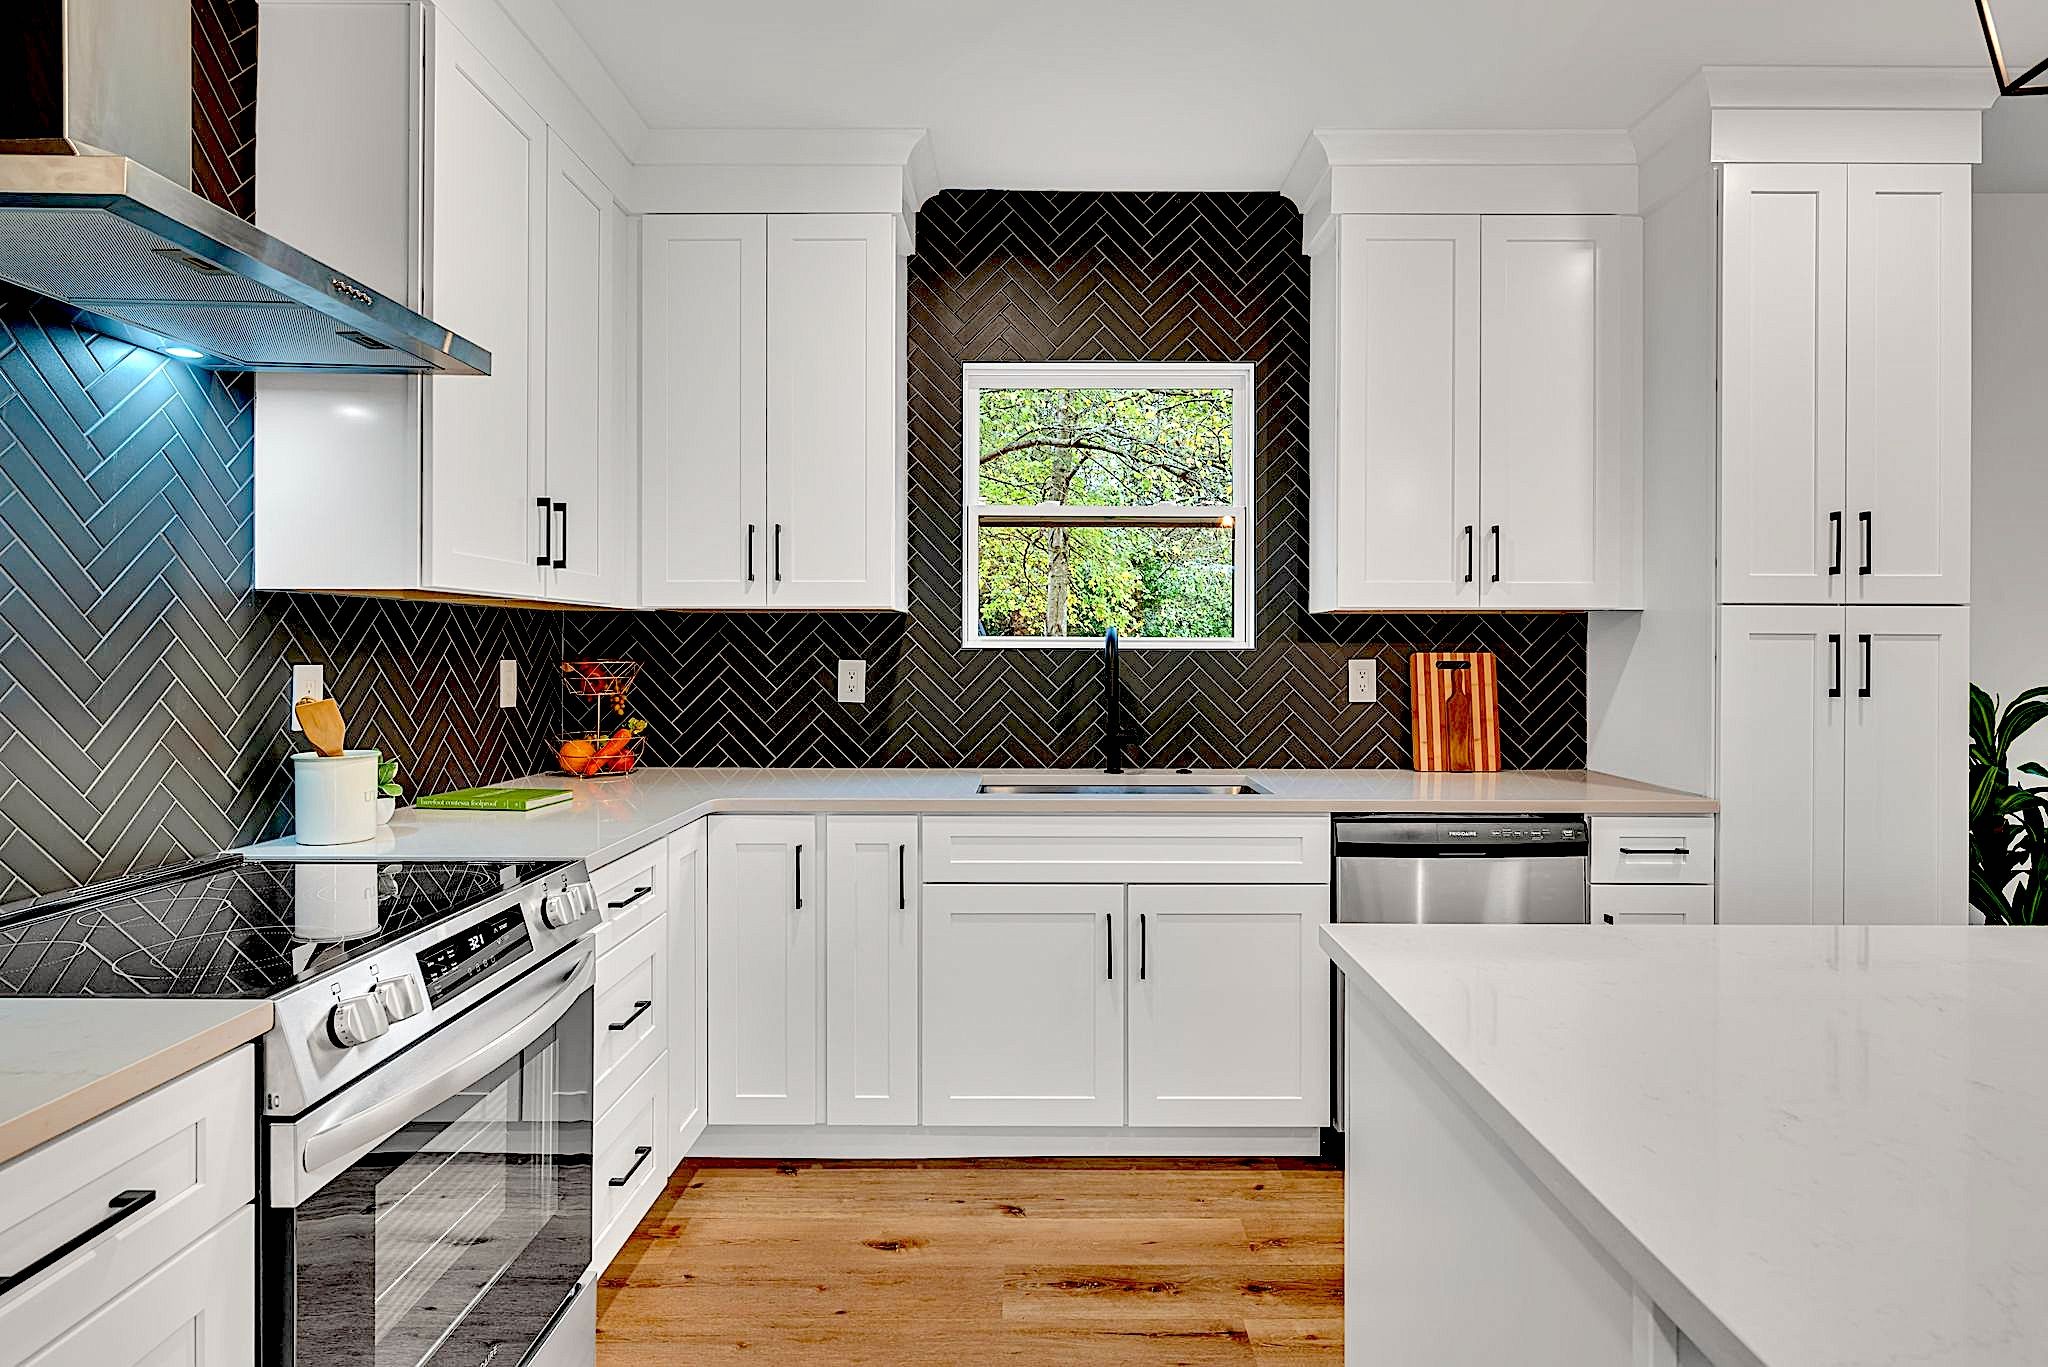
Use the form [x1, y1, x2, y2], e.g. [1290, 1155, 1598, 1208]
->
[163, 345, 206, 360]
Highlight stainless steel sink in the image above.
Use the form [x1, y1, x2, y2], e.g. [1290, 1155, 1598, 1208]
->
[976, 781, 1266, 796]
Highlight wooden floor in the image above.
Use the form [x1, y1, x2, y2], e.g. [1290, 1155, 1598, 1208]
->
[595, 1157, 1344, 1365]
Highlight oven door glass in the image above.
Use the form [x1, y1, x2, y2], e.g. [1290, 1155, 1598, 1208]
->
[280, 986, 594, 1367]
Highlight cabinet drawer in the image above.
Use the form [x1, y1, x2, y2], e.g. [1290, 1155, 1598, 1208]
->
[921, 817, 1331, 884]
[595, 917, 668, 1118]
[7, 1205, 254, 1367]
[593, 842, 667, 947]
[0, 1047, 253, 1348]
[1590, 817, 1715, 884]
[1592, 884, 1714, 925]
[593, 1054, 667, 1272]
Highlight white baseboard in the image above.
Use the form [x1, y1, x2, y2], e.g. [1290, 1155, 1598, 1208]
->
[688, 1125, 1324, 1160]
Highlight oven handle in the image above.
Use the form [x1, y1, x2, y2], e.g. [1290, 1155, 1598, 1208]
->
[277, 942, 595, 1207]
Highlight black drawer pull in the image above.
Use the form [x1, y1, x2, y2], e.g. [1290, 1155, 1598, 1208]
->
[608, 885, 654, 911]
[0, 1189, 156, 1294]
[1602, 914, 1615, 925]
[1617, 847, 1689, 856]
[608, 999, 653, 1032]
[608, 1146, 653, 1188]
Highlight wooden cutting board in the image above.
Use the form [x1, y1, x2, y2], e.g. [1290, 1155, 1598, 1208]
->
[1409, 651, 1501, 772]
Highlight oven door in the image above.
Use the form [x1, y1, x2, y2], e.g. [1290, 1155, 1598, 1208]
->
[265, 942, 595, 1367]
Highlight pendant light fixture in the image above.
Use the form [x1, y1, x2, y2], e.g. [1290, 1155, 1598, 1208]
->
[1975, 0, 2048, 95]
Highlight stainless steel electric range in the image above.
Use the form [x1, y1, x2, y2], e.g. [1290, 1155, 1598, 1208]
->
[0, 854, 604, 1367]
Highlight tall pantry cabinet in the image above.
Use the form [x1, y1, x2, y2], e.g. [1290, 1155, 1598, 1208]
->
[1715, 161, 1971, 926]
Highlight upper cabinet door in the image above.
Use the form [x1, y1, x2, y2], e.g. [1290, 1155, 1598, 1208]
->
[1720, 165, 1849, 606]
[1310, 215, 1480, 611]
[765, 215, 906, 610]
[542, 132, 629, 606]
[1478, 215, 1642, 610]
[1842, 607, 1969, 925]
[423, 17, 547, 599]
[1716, 605, 1848, 925]
[641, 215, 769, 607]
[1846, 166, 1971, 607]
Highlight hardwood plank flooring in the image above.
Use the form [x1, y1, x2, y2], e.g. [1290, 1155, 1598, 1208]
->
[596, 1157, 1344, 1365]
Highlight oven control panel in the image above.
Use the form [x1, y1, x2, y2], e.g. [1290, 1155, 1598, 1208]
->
[418, 904, 533, 1003]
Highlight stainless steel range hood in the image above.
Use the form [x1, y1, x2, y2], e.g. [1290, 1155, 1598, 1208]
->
[0, 0, 488, 375]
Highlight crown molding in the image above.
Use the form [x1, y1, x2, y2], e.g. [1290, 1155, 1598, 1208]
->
[1696, 65, 1999, 112]
[625, 127, 933, 238]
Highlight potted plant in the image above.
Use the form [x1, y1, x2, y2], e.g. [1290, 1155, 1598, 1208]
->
[376, 757, 403, 825]
[1969, 684, 2048, 924]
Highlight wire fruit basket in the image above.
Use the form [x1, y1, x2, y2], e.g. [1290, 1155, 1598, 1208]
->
[557, 660, 648, 778]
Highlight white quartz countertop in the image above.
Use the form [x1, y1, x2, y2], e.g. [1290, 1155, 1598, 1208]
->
[1320, 924, 2048, 1367]
[0, 999, 272, 1165]
[238, 766, 1710, 867]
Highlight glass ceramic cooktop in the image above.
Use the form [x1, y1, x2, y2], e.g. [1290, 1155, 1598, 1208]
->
[0, 858, 569, 999]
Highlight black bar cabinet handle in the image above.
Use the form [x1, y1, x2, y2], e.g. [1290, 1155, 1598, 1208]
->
[608, 1146, 653, 1188]
[1858, 511, 1872, 576]
[1489, 525, 1501, 583]
[746, 524, 757, 583]
[897, 844, 906, 910]
[1602, 914, 1616, 925]
[1828, 511, 1842, 576]
[774, 524, 784, 582]
[1828, 632, 1842, 699]
[1139, 912, 1147, 980]
[1105, 912, 1113, 981]
[609, 885, 653, 911]
[608, 1000, 653, 1032]
[1463, 525, 1474, 584]
[1858, 634, 1873, 699]
[552, 501, 567, 569]
[535, 497, 551, 567]
[794, 844, 804, 909]
[1618, 847, 1690, 856]
[0, 1189, 156, 1294]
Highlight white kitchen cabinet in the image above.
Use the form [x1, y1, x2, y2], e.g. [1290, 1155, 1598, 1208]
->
[1127, 885, 1328, 1128]
[1720, 163, 1970, 608]
[1841, 608, 1969, 925]
[1718, 605, 1966, 925]
[668, 822, 709, 1155]
[593, 1054, 666, 1273]
[640, 213, 908, 611]
[1310, 215, 1481, 611]
[1309, 211, 1641, 612]
[1478, 215, 1642, 610]
[824, 817, 919, 1125]
[922, 884, 1125, 1126]
[640, 214, 768, 607]
[1592, 884, 1714, 926]
[253, 6, 636, 606]
[708, 816, 821, 1124]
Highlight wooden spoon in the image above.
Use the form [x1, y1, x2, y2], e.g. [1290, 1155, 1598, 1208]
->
[295, 696, 346, 757]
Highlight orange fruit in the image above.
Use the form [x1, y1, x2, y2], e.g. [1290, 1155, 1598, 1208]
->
[557, 737, 599, 776]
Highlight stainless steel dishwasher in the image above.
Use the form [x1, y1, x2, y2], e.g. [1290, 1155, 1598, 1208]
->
[1329, 814, 1589, 1132]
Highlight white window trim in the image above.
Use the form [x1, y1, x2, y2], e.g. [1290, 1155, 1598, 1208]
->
[960, 362, 1257, 650]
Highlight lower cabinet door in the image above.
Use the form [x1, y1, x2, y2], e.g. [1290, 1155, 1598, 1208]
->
[1591, 883, 1714, 925]
[593, 1054, 668, 1274]
[824, 816, 919, 1125]
[1127, 884, 1329, 1127]
[708, 815, 820, 1124]
[14, 1206, 253, 1367]
[921, 884, 1124, 1126]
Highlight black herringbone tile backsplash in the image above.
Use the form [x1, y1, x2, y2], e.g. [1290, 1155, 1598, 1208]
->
[0, 37, 1586, 903]
[565, 191, 1587, 771]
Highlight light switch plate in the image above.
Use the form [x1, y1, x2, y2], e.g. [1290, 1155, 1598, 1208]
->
[289, 664, 324, 729]
[1347, 658, 1377, 705]
[499, 659, 518, 708]
[837, 659, 867, 704]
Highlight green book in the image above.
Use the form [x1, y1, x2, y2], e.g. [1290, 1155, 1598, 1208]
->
[414, 786, 574, 813]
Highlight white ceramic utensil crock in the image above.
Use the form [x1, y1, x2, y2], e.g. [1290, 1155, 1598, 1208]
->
[293, 748, 379, 846]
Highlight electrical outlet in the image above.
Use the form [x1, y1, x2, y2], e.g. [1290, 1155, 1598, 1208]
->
[289, 664, 324, 729]
[837, 659, 867, 704]
[1347, 658, 1377, 705]
[499, 659, 518, 708]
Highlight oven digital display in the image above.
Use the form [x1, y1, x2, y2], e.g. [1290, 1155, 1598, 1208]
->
[418, 905, 533, 1002]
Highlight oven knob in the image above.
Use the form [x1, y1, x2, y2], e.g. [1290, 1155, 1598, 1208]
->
[374, 975, 428, 1023]
[327, 993, 391, 1048]
[542, 890, 579, 928]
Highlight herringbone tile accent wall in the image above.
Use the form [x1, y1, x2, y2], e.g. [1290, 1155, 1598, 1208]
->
[568, 190, 1587, 771]
[193, 0, 257, 219]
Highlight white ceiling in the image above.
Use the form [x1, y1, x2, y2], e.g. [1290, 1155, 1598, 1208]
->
[557, 0, 1990, 190]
